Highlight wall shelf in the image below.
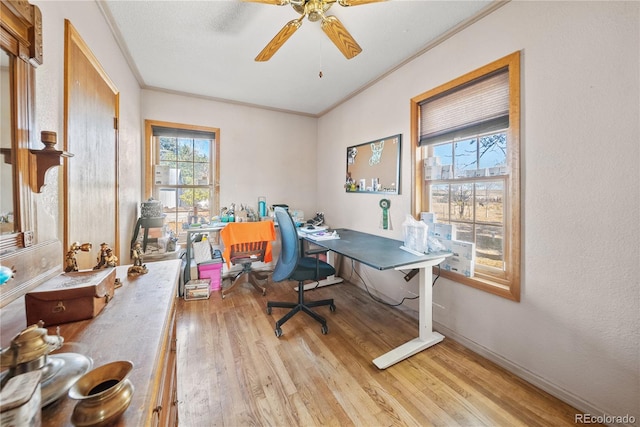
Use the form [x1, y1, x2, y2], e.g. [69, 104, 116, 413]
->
[28, 131, 73, 193]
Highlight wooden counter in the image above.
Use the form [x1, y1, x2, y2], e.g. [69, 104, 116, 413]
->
[0, 259, 181, 427]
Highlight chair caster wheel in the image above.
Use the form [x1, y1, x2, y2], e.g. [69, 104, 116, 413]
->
[321, 325, 328, 335]
[275, 327, 283, 337]
[267, 306, 272, 315]
[329, 304, 336, 313]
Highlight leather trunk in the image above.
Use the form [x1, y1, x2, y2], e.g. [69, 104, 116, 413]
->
[25, 268, 117, 327]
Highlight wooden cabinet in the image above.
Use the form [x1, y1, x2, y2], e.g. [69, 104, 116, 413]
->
[153, 306, 178, 426]
[0, 259, 181, 426]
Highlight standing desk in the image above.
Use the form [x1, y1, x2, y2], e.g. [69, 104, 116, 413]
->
[303, 228, 450, 369]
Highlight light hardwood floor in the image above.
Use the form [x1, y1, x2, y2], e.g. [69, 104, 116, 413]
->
[176, 279, 597, 426]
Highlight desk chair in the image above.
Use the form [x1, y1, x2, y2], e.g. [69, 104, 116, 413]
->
[220, 221, 276, 299]
[267, 207, 336, 337]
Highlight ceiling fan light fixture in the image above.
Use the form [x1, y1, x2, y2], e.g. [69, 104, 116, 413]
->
[308, 10, 322, 21]
[305, 0, 332, 21]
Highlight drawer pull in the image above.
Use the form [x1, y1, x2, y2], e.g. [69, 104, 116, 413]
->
[53, 301, 66, 313]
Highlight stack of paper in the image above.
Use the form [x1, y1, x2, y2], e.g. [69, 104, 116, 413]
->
[298, 225, 328, 234]
[306, 231, 340, 241]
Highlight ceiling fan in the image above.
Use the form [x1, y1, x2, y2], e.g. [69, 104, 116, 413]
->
[244, 0, 386, 61]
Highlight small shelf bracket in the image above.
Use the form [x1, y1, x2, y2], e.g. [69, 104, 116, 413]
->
[28, 131, 73, 193]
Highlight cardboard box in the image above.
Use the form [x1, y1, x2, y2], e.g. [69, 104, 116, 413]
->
[420, 212, 436, 224]
[153, 164, 170, 185]
[442, 255, 475, 278]
[441, 165, 453, 179]
[442, 239, 475, 260]
[424, 165, 442, 180]
[465, 168, 487, 178]
[184, 280, 210, 300]
[425, 156, 441, 166]
[488, 165, 508, 176]
[432, 222, 456, 240]
[440, 239, 475, 277]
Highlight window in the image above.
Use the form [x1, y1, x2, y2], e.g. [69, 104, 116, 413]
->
[411, 52, 520, 301]
[145, 120, 220, 243]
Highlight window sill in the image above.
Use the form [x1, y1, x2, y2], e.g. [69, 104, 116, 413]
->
[435, 267, 520, 302]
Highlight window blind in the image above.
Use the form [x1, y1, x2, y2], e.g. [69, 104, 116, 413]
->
[152, 126, 215, 140]
[419, 69, 509, 146]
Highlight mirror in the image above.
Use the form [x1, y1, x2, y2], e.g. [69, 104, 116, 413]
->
[1, 49, 14, 235]
[0, 0, 42, 253]
[345, 134, 401, 194]
[1, 1, 64, 309]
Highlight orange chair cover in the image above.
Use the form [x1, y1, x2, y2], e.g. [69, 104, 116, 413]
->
[220, 221, 276, 268]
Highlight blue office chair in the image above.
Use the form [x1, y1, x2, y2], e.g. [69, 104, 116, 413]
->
[267, 207, 336, 337]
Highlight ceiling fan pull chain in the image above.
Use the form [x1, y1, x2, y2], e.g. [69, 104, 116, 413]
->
[319, 45, 322, 78]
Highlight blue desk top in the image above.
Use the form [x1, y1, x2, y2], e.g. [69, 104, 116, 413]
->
[305, 228, 449, 271]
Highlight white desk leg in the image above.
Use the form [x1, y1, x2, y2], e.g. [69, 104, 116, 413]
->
[298, 251, 344, 291]
[372, 264, 444, 369]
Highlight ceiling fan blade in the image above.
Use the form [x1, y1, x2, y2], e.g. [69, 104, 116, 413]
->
[337, 0, 387, 6]
[255, 17, 303, 62]
[241, 0, 289, 5]
[321, 15, 362, 60]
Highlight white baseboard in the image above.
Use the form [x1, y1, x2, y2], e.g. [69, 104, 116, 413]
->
[433, 322, 635, 427]
[346, 283, 635, 427]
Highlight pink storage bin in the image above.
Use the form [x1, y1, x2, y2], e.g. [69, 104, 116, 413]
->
[198, 261, 223, 291]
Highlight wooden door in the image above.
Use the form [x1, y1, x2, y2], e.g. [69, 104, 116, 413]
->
[64, 20, 119, 269]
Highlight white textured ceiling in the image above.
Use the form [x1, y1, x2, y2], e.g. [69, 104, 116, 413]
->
[100, 0, 501, 116]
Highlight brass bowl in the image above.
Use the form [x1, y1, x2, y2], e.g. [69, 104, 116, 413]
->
[68, 361, 134, 427]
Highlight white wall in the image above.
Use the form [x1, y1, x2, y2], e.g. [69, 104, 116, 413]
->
[29, 0, 316, 264]
[318, 1, 639, 423]
[34, 0, 142, 261]
[141, 90, 318, 218]
[24, 0, 638, 422]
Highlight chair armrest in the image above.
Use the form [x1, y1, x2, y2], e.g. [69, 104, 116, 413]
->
[305, 248, 329, 256]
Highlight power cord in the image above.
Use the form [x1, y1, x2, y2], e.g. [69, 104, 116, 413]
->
[433, 264, 441, 287]
[349, 261, 443, 307]
[349, 259, 418, 307]
[304, 280, 322, 291]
